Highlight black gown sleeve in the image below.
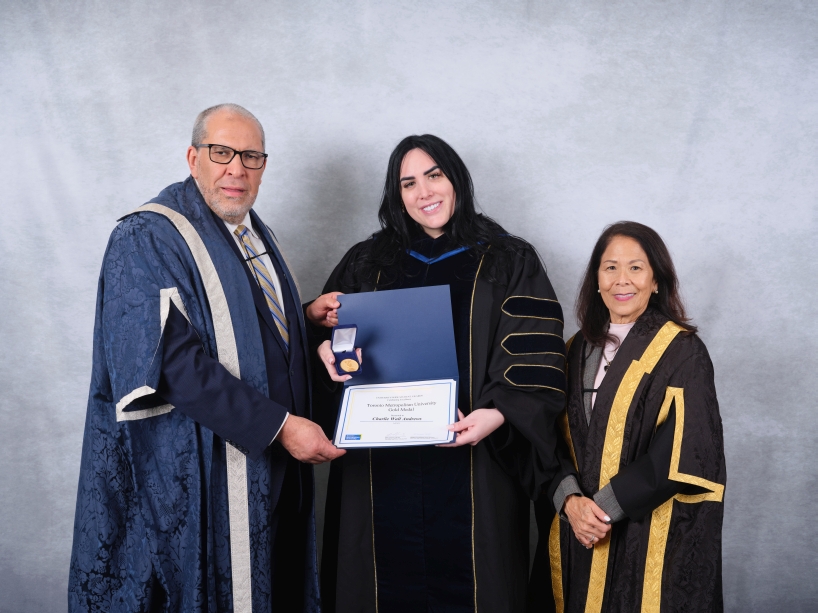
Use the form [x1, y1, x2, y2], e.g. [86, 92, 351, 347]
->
[155, 300, 289, 460]
[609, 340, 725, 521]
[608, 409, 685, 520]
[475, 247, 567, 499]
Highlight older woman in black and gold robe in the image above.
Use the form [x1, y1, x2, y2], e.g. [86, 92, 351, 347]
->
[310, 135, 566, 613]
[530, 221, 725, 613]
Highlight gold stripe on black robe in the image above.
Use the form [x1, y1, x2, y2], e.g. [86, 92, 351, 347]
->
[531, 308, 725, 613]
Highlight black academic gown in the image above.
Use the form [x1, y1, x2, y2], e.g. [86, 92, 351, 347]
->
[530, 308, 725, 613]
[315, 232, 565, 613]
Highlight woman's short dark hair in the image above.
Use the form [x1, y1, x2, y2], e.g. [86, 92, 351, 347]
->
[576, 221, 696, 346]
[357, 134, 527, 284]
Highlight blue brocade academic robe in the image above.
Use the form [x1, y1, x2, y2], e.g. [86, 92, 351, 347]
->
[68, 177, 320, 613]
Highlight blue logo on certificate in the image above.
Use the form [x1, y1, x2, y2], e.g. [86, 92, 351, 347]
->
[345, 434, 362, 441]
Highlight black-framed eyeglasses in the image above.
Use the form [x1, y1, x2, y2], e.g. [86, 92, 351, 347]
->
[196, 144, 268, 170]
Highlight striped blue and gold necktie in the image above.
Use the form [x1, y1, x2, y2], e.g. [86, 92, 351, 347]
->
[234, 225, 289, 348]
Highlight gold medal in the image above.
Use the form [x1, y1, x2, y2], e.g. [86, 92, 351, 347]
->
[340, 358, 359, 373]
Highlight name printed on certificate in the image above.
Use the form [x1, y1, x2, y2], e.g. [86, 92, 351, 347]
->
[334, 379, 457, 448]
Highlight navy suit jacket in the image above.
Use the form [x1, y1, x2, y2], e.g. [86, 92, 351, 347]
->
[156, 209, 309, 465]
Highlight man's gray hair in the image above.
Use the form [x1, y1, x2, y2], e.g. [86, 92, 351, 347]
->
[191, 103, 266, 150]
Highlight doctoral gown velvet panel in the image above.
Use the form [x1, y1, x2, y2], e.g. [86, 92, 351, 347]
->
[316, 233, 565, 613]
[531, 309, 725, 613]
[68, 178, 320, 613]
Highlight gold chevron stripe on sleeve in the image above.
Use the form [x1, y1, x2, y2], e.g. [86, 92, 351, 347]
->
[658, 387, 725, 502]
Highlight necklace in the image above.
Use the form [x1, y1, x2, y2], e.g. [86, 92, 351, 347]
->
[602, 353, 612, 372]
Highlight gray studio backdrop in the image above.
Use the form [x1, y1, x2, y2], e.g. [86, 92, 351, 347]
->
[1, 1, 816, 611]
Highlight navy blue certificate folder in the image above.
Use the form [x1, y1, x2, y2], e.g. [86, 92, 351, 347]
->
[336, 285, 459, 389]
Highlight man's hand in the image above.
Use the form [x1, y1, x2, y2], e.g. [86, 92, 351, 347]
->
[277, 415, 345, 464]
[563, 494, 612, 549]
[437, 408, 505, 447]
[317, 340, 362, 382]
[306, 292, 342, 328]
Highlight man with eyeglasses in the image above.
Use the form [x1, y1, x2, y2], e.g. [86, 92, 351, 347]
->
[69, 103, 343, 613]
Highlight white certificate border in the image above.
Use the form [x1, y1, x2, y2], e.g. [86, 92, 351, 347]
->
[334, 379, 458, 448]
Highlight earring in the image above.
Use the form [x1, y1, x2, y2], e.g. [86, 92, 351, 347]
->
[653, 289, 659, 294]
[597, 288, 601, 293]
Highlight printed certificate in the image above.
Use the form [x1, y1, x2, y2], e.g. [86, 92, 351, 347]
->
[333, 379, 458, 448]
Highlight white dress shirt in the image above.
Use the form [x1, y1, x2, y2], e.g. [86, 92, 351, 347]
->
[222, 213, 287, 319]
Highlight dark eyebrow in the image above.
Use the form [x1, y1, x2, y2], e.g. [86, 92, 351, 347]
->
[601, 258, 647, 264]
[400, 165, 441, 182]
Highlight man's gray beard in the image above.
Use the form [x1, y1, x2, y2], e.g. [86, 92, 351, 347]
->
[198, 184, 256, 224]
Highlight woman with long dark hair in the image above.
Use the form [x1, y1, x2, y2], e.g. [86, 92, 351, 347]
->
[529, 221, 725, 613]
[310, 135, 565, 612]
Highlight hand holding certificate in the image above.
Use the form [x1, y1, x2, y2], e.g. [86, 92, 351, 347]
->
[329, 286, 461, 449]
